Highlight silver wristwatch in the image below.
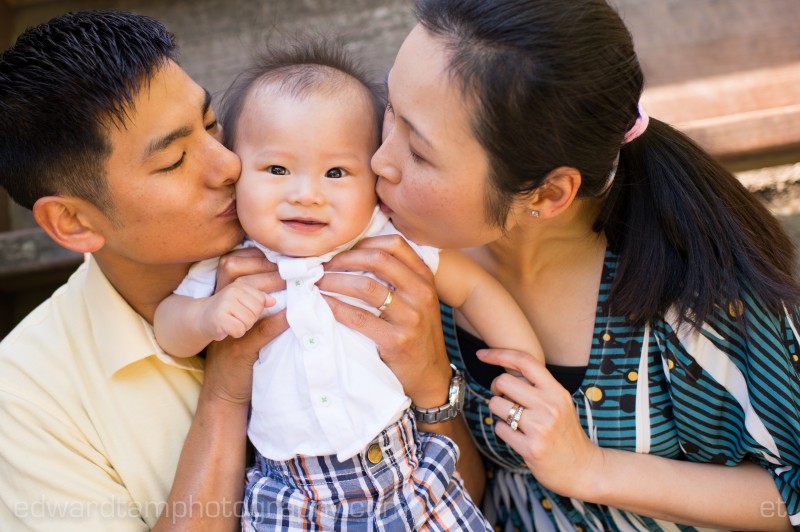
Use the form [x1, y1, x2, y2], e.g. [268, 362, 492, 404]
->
[411, 364, 465, 424]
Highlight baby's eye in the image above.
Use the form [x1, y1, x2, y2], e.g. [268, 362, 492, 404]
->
[325, 168, 344, 179]
[268, 165, 288, 175]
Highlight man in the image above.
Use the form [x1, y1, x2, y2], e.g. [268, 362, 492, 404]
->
[0, 10, 286, 530]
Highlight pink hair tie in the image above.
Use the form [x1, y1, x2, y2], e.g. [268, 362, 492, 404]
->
[622, 103, 649, 144]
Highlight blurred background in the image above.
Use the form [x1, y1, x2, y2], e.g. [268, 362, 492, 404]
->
[1, 0, 799, 337]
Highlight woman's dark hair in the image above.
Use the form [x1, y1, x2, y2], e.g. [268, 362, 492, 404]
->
[219, 36, 385, 151]
[0, 10, 177, 216]
[415, 0, 800, 326]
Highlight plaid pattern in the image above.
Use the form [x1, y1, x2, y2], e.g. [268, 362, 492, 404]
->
[243, 410, 491, 531]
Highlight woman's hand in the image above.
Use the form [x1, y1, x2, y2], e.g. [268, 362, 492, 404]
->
[318, 235, 452, 407]
[480, 349, 794, 529]
[478, 348, 605, 500]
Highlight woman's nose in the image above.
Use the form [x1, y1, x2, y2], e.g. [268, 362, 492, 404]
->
[371, 141, 400, 184]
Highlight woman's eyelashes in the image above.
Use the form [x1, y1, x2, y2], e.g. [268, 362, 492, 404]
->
[385, 102, 425, 165]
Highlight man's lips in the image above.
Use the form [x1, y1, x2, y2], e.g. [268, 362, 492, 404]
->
[219, 200, 237, 217]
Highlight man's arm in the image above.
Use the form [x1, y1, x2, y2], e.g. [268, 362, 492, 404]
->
[153, 312, 287, 531]
[153, 249, 287, 531]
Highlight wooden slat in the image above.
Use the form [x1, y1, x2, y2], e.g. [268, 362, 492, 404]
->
[0, 228, 82, 283]
[641, 64, 800, 160]
[621, 0, 800, 162]
[3, 0, 60, 7]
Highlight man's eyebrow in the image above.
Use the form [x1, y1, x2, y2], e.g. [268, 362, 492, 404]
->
[143, 89, 213, 161]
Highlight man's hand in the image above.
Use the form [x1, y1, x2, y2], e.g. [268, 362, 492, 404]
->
[203, 247, 287, 404]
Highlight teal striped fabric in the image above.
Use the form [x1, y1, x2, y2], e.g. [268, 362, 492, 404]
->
[442, 249, 800, 531]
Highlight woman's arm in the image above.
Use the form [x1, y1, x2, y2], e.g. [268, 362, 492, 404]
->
[479, 348, 793, 531]
[319, 235, 486, 501]
[590, 448, 789, 530]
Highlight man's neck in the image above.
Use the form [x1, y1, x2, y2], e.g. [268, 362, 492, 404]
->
[92, 252, 192, 324]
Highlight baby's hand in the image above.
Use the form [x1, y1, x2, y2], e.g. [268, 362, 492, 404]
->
[200, 281, 272, 341]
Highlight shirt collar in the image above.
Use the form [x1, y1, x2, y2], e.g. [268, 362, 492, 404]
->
[83, 255, 205, 377]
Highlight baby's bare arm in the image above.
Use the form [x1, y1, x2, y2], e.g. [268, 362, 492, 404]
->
[154, 283, 272, 357]
[435, 249, 544, 362]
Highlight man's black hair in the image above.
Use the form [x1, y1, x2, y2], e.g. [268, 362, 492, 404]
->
[0, 10, 177, 214]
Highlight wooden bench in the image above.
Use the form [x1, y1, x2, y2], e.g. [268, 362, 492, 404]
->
[0, 228, 82, 334]
[626, 0, 800, 164]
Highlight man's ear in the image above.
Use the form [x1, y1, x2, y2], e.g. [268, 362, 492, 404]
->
[529, 166, 582, 218]
[32, 196, 105, 253]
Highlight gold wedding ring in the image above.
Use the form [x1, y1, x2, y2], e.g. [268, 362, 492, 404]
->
[377, 288, 394, 313]
[506, 403, 524, 431]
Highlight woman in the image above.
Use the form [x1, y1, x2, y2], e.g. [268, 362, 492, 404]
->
[320, 0, 800, 530]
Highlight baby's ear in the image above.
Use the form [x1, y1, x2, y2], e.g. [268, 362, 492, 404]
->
[33, 196, 105, 253]
[528, 166, 582, 218]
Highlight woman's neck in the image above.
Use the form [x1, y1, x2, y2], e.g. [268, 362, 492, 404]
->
[466, 198, 608, 367]
[479, 197, 605, 282]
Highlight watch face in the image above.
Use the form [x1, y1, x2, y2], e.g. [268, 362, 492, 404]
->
[448, 370, 465, 408]
[412, 367, 465, 424]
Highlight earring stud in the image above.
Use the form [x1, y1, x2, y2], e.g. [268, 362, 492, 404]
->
[531, 210, 540, 217]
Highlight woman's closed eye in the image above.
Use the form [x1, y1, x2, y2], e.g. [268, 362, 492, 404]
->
[385, 102, 426, 165]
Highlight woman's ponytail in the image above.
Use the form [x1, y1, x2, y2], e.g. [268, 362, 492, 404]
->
[598, 118, 800, 325]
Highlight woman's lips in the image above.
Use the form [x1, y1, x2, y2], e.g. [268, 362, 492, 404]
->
[378, 200, 394, 216]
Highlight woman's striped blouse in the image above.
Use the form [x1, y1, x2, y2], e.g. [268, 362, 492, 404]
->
[442, 249, 800, 531]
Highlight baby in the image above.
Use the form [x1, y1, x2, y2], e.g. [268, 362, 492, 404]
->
[154, 40, 541, 531]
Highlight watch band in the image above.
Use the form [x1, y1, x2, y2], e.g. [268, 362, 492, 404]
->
[411, 364, 465, 424]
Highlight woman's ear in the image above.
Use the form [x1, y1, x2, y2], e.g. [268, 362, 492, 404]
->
[529, 166, 582, 218]
[32, 196, 105, 253]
